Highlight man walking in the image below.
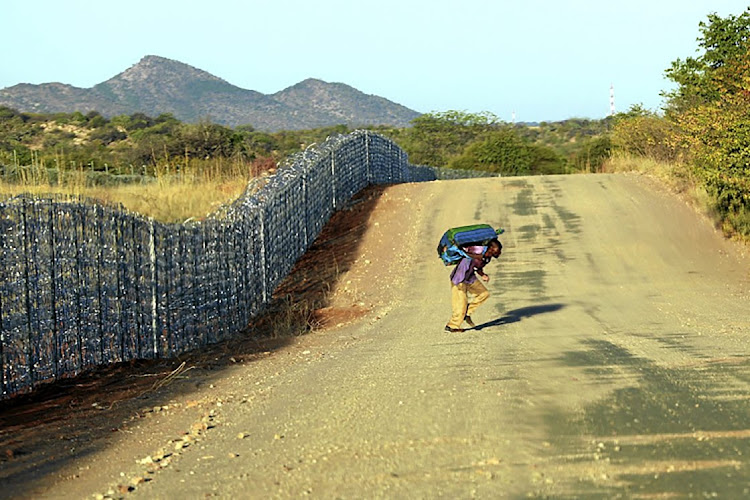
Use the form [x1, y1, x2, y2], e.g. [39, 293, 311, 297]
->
[445, 239, 502, 332]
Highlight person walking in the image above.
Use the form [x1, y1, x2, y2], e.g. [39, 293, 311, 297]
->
[445, 239, 502, 332]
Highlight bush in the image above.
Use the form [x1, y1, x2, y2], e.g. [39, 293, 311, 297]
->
[725, 205, 750, 237]
[90, 126, 127, 145]
[528, 143, 567, 175]
[449, 129, 533, 175]
[571, 136, 612, 172]
[611, 108, 680, 163]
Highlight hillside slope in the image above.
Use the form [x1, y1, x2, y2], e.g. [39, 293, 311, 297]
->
[0, 56, 420, 130]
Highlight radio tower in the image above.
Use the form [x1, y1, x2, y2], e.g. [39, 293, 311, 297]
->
[609, 84, 616, 116]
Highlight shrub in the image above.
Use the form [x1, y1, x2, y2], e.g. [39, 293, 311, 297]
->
[611, 107, 680, 163]
[449, 129, 533, 175]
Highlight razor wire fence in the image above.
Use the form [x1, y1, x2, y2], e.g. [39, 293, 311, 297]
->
[0, 130, 494, 399]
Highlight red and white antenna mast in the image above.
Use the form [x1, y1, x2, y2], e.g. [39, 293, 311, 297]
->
[610, 84, 616, 115]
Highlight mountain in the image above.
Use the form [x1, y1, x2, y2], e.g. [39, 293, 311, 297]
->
[272, 78, 420, 129]
[0, 56, 420, 131]
[0, 82, 130, 117]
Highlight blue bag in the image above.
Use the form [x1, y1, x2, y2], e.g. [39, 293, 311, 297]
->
[437, 224, 503, 266]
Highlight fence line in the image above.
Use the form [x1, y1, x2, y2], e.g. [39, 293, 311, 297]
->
[0, 131, 491, 399]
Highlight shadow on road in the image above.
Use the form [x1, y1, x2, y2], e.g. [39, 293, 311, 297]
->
[473, 303, 565, 330]
[547, 338, 750, 497]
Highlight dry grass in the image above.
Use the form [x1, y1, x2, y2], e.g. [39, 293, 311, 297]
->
[602, 153, 694, 189]
[87, 177, 249, 223]
[0, 162, 252, 223]
[601, 153, 720, 227]
[255, 295, 324, 338]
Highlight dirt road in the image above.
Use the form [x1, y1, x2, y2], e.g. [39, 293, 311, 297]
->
[4, 173, 750, 498]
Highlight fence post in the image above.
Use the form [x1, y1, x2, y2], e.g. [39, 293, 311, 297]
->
[95, 205, 105, 364]
[116, 213, 125, 362]
[131, 217, 142, 358]
[388, 141, 395, 182]
[74, 205, 84, 371]
[21, 199, 34, 386]
[149, 219, 158, 357]
[162, 227, 173, 356]
[331, 151, 337, 210]
[49, 200, 59, 378]
[191, 226, 201, 349]
[365, 131, 371, 185]
[302, 174, 309, 249]
[259, 207, 268, 304]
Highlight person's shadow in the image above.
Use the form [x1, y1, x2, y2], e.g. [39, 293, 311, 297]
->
[473, 303, 565, 330]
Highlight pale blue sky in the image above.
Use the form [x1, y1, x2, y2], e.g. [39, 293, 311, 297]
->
[2, 1, 749, 123]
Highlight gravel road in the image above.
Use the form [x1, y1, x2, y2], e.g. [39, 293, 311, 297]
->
[6, 173, 750, 499]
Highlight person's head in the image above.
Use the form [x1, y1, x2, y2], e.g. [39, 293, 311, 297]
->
[487, 239, 502, 258]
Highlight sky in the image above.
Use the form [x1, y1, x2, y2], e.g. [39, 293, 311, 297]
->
[2, 0, 749, 123]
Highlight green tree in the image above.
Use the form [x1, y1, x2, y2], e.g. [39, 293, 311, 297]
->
[449, 129, 533, 175]
[399, 110, 501, 167]
[177, 120, 234, 159]
[528, 143, 567, 175]
[85, 111, 108, 128]
[571, 136, 612, 172]
[611, 105, 679, 162]
[89, 126, 127, 146]
[664, 9, 750, 236]
[674, 50, 750, 235]
[664, 8, 750, 113]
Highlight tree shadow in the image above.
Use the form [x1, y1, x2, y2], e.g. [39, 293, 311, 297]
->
[473, 303, 565, 330]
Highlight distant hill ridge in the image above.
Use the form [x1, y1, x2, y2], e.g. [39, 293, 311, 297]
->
[0, 55, 420, 131]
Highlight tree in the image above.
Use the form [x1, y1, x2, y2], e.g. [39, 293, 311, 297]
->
[89, 126, 127, 146]
[571, 136, 612, 172]
[449, 129, 533, 175]
[399, 110, 502, 167]
[611, 105, 679, 162]
[85, 111, 107, 128]
[664, 8, 750, 113]
[528, 143, 567, 175]
[124, 112, 155, 131]
[673, 49, 750, 235]
[662, 8, 750, 237]
[178, 120, 234, 159]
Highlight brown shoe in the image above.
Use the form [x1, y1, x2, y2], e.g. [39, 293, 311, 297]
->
[464, 316, 475, 328]
[445, 325, 465, 333]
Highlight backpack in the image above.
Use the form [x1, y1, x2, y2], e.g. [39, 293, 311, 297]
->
[437, 224, 504, 266]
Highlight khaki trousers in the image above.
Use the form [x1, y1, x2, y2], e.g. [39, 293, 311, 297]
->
[447, 280, 489, 328]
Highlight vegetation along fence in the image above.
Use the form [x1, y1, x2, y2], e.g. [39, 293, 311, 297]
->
[0, 131, 492, 399]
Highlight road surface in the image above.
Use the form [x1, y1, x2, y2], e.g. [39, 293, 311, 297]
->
[5, 173, 750, 499]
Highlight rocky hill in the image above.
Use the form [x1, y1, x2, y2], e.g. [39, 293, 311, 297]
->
[0, 56, 420, 131]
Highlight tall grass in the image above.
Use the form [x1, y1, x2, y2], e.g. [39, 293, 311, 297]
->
[0, 157, 259, 223]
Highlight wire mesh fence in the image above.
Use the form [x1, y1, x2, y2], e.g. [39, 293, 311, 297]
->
[0, 130, 494, 399]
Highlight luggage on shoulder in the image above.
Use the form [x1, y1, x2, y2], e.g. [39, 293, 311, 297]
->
[437, 224, 504, 266]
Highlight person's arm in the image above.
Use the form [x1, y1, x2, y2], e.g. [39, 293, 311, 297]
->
[475, 260, 490, 282]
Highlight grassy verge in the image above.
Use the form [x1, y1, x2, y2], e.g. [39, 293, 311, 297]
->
[601, 153, 749, 243]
